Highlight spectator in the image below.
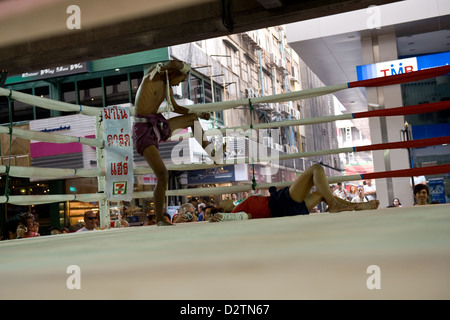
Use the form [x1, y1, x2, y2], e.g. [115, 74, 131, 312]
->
[2, 214, 25, 240]
[76, 210, 98, 231]
[187, 198, 200, 216]
[351, 186, 369, 203]
[348, 185, 358, 201]
[197, 203, 206, 221]
[173, 203, 197, 223]
[163, 213, 172, 224]
[18, 213, 40, 238]
[411, 175, 426, 187]
[392, 198, 402, 207]
[414, 184, 430, 205]
[235, 192, 248, 205]
[146, 213, 157, 225]
[333, 182, 348, 200]
[231, 194, 239, 205]
[27, 221, 40, 237]
[363, 179, 377, 201]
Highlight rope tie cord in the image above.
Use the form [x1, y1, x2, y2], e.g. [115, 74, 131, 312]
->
[0, 65, 448, 207]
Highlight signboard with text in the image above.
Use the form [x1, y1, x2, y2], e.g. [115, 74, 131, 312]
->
[356, 51, 450, 81]
[103, 106, 134, 202]
[429, 178, 446, 204]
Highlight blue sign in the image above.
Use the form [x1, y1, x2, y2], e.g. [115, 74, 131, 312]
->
[411, 123, 450, 140]
[428, 178, 446, 204]
[357, 51, 450, 81]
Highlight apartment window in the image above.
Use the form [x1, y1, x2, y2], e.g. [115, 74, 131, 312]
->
[189, 74, 203, 104]
[224, 43, 240, 75]
[214, 86, 221, 104]
[204, 81, 213, 104]
[188, 73, 223, 123]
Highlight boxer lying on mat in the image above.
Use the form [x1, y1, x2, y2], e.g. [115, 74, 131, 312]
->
[209, 164, 380, 222]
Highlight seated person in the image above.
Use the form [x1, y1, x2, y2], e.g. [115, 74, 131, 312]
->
[209, 164, 379, 222]
[172, 203, 197, 223]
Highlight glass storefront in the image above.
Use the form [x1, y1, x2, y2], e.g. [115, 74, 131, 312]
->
[0, 53, 225, 233]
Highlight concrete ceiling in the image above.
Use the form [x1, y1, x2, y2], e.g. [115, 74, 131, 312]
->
[286, 1, 450, 139]
[288, 16, 450, 114]
[0, 0, 399, 74]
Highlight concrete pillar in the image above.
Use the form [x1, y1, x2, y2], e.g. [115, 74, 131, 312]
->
[361, 32, 415, 207]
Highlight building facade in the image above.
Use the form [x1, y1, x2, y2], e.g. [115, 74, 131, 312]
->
[0, 26, 341, 232]
[287, 0, 450, 207]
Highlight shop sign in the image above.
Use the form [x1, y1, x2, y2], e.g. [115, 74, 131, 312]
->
[30, 114, 93, 158]
[103, 106, 134, 202]
[356, 51, 450, 81]
[429, 178, 446, 204]
[8, 62, 89, 83]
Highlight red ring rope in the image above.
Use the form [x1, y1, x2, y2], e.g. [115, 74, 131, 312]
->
[353, 100, 450, 119]
[348, 65, 450, 88]
[355, 136, 450, 152]
[362, 164, 450, 180]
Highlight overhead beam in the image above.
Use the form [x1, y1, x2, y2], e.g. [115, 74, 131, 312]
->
[0, 0, 400, 74]
[257, 0, 284, 10]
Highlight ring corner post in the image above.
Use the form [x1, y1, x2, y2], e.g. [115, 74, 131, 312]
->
[95, 113, 109, 228]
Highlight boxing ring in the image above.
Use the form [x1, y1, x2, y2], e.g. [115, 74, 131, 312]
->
[1, 66, 450, 299]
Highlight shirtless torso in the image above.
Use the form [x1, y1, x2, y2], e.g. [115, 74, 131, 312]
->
[133, 60, 221, 226]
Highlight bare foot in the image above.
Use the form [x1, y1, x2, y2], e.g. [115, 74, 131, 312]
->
[354, 200, 380, 211]
[327, 202, 357, 213]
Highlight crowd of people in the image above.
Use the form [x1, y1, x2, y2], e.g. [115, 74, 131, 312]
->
[0, 170, 441, 241]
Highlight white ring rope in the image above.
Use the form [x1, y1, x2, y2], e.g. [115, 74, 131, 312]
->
[1, 83, 349, 117]
[208, 114, 354, 134]
[0, 70, 443, 209]
[0, 88, 101, 116]
[0, 125, 104, 148]
[0, 144, 368, 179]
[0, 193, 106, 205]
[0, 166, 102, 178]
[184, 83, 349, 113]
[133, 174, 363, 199]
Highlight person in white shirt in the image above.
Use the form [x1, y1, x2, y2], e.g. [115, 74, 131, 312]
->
[332, 182, 348, 200]
[76, 210, 98, 232]
[352, 186, 369, 203]
[363, 179, 377, 201]
[411, 175, 426, 187]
